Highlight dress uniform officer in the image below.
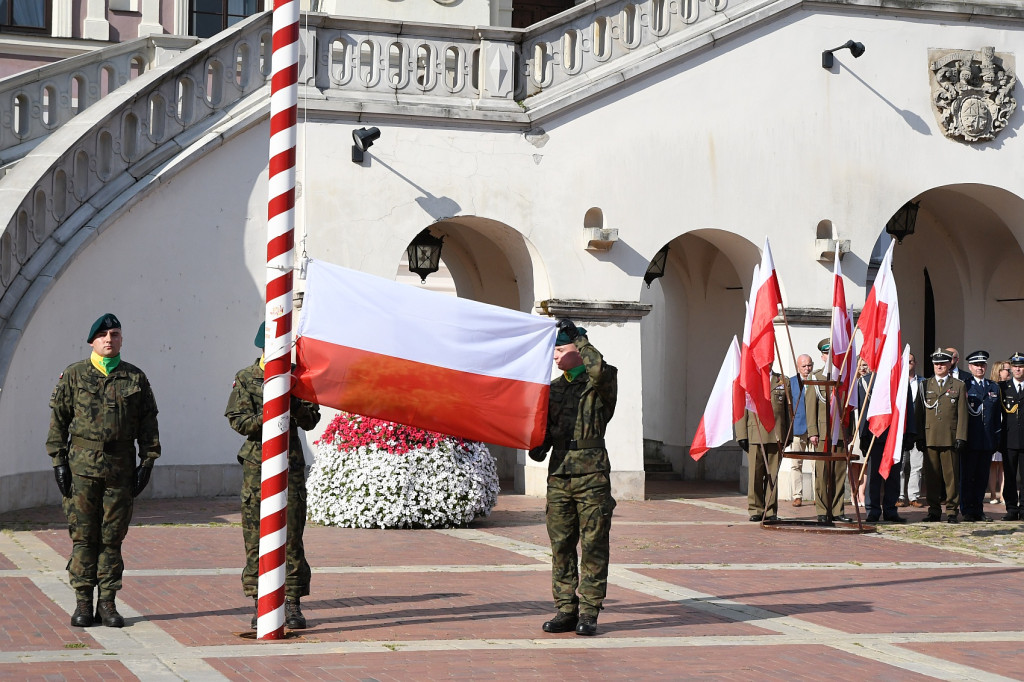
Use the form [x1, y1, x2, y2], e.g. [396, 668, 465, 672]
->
[225, 322, 320, 630]
[961, 351, 1002, 522]
[805, 338, 853, 523]
[530, 319, 617, 637]
[919, 348, 968, 523]
[998, 352, 1024, 521]
[735, 372, 790, 522]
[46, 314, 160, 628]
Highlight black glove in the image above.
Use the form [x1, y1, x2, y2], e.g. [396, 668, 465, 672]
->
[737, 439, 749, 451]
[133, 464, 152, 497]
[54, 462, 72, 498]
[556, 318, 579, 343]
[528, 444, 551, 462]
[954, 439, 967, 456]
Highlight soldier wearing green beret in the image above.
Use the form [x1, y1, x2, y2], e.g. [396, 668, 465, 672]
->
[805, 337, 854, 523]
[529, 319, 617, 637]
[46, 313, 161, 628]
[225, 322, 320, 630]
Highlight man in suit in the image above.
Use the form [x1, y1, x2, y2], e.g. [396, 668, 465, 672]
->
[946, 348, 966, 382]
[998, 352, 1024, 521]
[860, 366, 914, 524]
[899, 353, 927, 508]
[961, 350, 1002, 522]
[920, 348, 968, 523]
[787, 354, 814, 507]
[805, 338, 853, 523]
[735, 372, 790, 522]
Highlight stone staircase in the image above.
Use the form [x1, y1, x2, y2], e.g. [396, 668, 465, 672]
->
[644, 440, 679, 480]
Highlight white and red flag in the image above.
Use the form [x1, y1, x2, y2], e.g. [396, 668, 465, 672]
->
[691, 336, 741, 461]
[867, 270, 902, 439]
[748, 237, 783, 372]
[856, 238, 896, 372]
[737, 266, 775, 431]
[292, 259, 557, 449]
[878, 345, 911, 479]
[828, 256, 858, 442]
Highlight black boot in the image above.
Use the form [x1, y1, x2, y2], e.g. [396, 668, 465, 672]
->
[250, 598, 258, 630]
[71, 593, 94, 627]
[542, 610, 578, 633]
[285, 597, 306, 630]
[575, 613, 599, 636]
[95, 599, 124, 628]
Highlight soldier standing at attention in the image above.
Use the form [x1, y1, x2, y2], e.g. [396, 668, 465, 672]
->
[961, 350, 1002, 522]
[997, 352, 1024, 521]
[920, 347, 968, 523]
[225, 322, 320, 630]
[47, 314, 160, 628]
[529, 319, 617, 637]
[735, 371, 790, 522]
[805, 338, 854, 523]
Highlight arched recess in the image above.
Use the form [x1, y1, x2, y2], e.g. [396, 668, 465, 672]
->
[639, 229, 760, 481]
[394, 215, 552, 489]
[869, 184, 1024, 375]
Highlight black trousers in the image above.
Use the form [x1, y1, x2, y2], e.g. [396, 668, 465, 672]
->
[1004, 448, 1024, 515]
[959, 449, 993, 518]
[864, 441, 900, 519]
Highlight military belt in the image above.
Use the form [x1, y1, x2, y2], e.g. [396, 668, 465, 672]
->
[552, 438, 605, 451]
[71, 436, 135, 453]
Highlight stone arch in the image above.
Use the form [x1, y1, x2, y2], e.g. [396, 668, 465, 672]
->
[639, 229, 761, 481]
[869, 183, 1024, 374]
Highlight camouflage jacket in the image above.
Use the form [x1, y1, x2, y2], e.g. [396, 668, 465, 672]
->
[542, 336, 617, 476]
[46, 359, 161, 479]
[225, 359, 321, 467]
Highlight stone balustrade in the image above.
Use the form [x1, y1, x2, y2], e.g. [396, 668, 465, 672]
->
[0, 35, 201, 165]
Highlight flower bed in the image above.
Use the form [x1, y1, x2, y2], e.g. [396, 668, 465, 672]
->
[307, 412, 499, 528]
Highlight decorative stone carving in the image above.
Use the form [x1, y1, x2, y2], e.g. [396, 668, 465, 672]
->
[930, 47, 1016, 143]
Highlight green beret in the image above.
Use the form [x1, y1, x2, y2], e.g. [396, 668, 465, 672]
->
[87, 313, 121, 342]
[817, 338, 831, 353]
[255, 321, 265, 349]
[556, 326, 587, 346]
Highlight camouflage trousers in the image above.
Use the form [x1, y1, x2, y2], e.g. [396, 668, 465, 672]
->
[61, 473, 133, 600]
[545, 471, 616, 617]
[240, 459, 311, 598]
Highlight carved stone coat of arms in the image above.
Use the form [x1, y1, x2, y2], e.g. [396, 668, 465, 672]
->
[929, 47, 1016, 143]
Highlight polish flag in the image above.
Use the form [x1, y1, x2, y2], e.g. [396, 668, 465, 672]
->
[749, 237, 783, 372]
[879, 345, 911, 479]
[737, 266, 775, 431]
[857, 238, 896, 372]
[292, 260, 556, 449]
[691, 336, 741, 461]
[867, 275, 901, 438]
[828, 257, 857, 442]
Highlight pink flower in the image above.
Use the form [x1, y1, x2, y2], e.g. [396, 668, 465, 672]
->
[315, 412, 470, 455]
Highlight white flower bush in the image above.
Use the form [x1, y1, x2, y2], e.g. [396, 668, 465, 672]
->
[307, 412, 499, 528]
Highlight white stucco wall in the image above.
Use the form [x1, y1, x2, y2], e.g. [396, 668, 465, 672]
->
[5, 4, 1024, 509]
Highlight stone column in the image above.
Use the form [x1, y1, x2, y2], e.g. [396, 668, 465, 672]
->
[138, 0, 164, 36]
[52, 0, 73, 37]
[521, 299, 652, 501]
[83, 0, 110, 41]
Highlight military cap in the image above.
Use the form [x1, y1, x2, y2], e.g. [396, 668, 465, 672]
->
[930, 347, 953, 363]
[966, 350, 990, 365]
[87, 313, 121, 342]
[255, 321, 266, 349]
[817, 338, 831, 353]
[555, 326, 587, 346]
[1010, 352, 1024, 366]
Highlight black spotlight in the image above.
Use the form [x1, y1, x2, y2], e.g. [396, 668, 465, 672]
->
[822, 40, 865, 69]
[352, 127, 381, 164]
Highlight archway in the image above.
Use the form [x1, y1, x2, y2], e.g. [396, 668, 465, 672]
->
[870, 184, 1024, 376]
[395, 216, 550, 490]
[639, 229, 760, 482]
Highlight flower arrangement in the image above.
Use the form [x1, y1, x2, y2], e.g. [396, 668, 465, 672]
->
[307, 412, 499, 529]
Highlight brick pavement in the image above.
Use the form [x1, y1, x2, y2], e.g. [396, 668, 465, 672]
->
[1, 482, 1022, 681]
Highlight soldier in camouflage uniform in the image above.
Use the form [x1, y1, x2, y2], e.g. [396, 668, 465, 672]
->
[529, 319, 617, 637]
[225, 322, 320, 630]
[46, 313, 160, 628]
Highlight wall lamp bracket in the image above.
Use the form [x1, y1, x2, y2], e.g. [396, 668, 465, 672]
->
[822, 40, 865, 69]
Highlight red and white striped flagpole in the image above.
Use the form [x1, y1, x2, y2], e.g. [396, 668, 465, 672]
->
[259, 0, 299, 641]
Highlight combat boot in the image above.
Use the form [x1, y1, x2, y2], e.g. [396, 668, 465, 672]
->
[575, 613, 598, 636]
[542, 610, 578, 633]
[285, 597, 307, 629]
[250, 598, 258, 629]
[71, 592, 93, 627]
[95, 599, 125, 628]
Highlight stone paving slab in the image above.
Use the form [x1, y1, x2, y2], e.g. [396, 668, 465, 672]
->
[900, 642, 1024, 679]
[0, 660, 138, 681]
[637, 567, 1024, 634]
[204, 644, 941, 681]
[0, 577, 101, 652]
